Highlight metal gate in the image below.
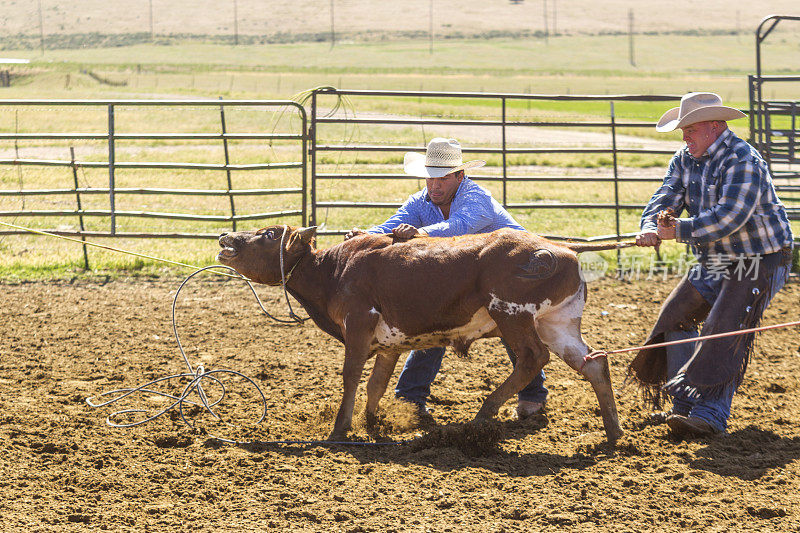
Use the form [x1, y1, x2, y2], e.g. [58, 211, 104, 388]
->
[308, 87, 681, 241]
[749, 15, 800, 222]
[0, 99, 307, 239]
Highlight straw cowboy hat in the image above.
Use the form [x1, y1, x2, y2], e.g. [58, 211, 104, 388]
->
[656, 92, 746, 133]
[404, 138, 485, 178]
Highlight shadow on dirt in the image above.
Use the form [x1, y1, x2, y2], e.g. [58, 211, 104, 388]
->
[688, 426, 800, 480]
[225, 417, 623, 478]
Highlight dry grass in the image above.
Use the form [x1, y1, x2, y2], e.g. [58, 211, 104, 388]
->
[2, 0, 799, 38]
[0, 2, 798, 276]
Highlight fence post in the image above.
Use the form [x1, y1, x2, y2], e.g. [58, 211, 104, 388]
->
[300, 106, 308, 227]
[219, 98, 237, 231]
[764, 104, 773, 169]
[108, 104, 116, 235]
[610, 102, 621, 266]
[747, 75, 756, 146]
[70, 147, 90, 269]
[791, 102, 797, 162]
[501, 97, 508, 208]
[310, 90, 318, 227]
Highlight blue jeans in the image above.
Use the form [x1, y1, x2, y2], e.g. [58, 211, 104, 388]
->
[394, 340, 548, 407]
[665, 260, 790, 432]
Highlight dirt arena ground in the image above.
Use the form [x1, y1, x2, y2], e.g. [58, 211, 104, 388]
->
[1, 274, 799, 531]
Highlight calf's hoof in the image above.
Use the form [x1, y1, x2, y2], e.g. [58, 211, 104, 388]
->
[474, 404, 500, 421]
[605, 427, 623, 446]
[326, 429, 348, 442]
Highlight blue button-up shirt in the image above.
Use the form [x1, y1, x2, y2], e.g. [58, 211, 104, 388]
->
[367, 176, 525, 237]
[640, 128, 793, 264]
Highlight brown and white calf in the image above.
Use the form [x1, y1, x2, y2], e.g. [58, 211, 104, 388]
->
[217, 225, 627, 443]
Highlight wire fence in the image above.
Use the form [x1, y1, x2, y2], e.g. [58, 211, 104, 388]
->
[2, 1, 780, 49]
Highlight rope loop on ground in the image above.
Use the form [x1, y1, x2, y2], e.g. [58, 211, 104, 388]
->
[86, 265, 395, 447]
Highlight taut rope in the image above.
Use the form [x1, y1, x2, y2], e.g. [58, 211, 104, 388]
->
[583, 319, 800, 368]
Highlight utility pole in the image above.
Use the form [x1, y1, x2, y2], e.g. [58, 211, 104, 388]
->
[542, 0, 549, 43]
[233, 0, 239, 45]
[552, 0, 557, 36]
[628, 8, 635, 67]
[429, 0, 433, 54]
[330, 0, 335, 49]
[149, 0, 154, 41]
[37, 0, 45, 54]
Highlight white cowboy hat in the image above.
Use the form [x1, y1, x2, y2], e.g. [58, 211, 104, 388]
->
[403, 138, 486, 178]
[656, 92, 746, 132]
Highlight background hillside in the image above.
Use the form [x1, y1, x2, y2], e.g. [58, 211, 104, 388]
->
[2, 0, 800, 43]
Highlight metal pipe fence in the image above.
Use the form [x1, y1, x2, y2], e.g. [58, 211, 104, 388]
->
[309, 87, 681, 241]
[749, 15, 800, 224]
[3, 88, 796, 252]
[0, 99, 307, 239]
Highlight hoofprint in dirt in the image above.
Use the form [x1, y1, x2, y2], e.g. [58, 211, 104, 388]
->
[1, 276, 798, 530]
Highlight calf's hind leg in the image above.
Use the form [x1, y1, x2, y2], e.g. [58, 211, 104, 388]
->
[535, 287, 622, 444]
[475, 315, 550, 420]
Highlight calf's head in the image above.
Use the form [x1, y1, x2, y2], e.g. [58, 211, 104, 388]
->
[217, 225, 317, 284]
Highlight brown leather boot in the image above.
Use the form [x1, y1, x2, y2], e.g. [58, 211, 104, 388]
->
[666, 414, 720, 438]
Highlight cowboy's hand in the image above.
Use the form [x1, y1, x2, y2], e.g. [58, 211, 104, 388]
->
[392, 224, 423, 239]
[656, 223, 676, 241]
[636, 231, 661, 250]
[344, 227, 366, 241]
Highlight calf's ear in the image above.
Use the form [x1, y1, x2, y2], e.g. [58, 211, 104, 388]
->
[295, 226, 318, 245]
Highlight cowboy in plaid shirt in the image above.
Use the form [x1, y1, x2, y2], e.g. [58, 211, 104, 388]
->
[628, 93, 794, 439]
[640, 128, 793, 264]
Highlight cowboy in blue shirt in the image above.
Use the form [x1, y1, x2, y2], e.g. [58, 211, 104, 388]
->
[346, 138, 548, 421]
[629, 93, 794, 438]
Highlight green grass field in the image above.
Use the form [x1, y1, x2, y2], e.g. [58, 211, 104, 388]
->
[1, 29, 798, 279]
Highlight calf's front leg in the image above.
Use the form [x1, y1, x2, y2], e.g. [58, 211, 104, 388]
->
[475, 323, 550, 420]
[365, 351, 401, 428]
[328, 311, 378, 441]
[329, 351, 368, 440]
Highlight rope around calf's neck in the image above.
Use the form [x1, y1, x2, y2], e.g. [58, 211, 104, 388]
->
[274, 224, 307, 324]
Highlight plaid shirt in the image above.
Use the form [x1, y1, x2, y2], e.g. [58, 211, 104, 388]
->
[641, 128, 793, 264]
[367, 176, 525, 237]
